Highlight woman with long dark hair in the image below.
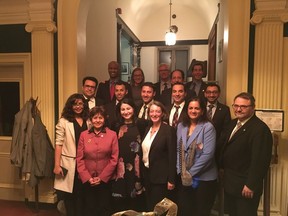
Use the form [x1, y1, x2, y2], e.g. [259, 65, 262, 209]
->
[176, 96, 217, 216]
[54, 93, 90, 216]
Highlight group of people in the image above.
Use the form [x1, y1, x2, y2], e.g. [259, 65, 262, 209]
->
[53, 61, 273, 216]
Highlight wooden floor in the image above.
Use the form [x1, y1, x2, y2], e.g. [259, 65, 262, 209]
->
[0, 200, 61, 216]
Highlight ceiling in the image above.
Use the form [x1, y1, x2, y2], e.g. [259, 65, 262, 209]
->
[0, 0, 219, 41]
[116, 0, 219, 41]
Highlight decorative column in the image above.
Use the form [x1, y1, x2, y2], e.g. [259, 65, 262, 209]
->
[25, 0, 57, 141]
[251, 1, 288, 214]
[250, 0, 288, 109]
[25, 0, 57, 203]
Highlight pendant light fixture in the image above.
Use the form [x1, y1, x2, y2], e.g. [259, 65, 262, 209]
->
[165, 0, 178, 46]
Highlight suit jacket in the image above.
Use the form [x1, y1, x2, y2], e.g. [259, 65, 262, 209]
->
[220, 114, 273, 197]
[210, 102, 231, 141]
[96, 80, 132, 105]
[105, 100, 121, 131]
[76, 127, 119, 184]
[54, 118, 90, 193]
[154, 81, 161, 101]
[185, 80, 207, 99]
[177, 121, 217, 181]
[141, 122, 177, 185]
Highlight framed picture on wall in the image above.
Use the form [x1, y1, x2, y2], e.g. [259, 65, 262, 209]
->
[121, 62, 129, 75]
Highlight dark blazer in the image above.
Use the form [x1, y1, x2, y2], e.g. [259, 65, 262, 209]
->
[211, 102, 231, 141]
[220, 114, 272, 197]
[160, 88, 196, 107]
[141, 122, 177, 185]
[154, 81, 161, 101]
[104, 101, 121, 131]
[96, 80, 132, 105]
[185, 80, 207, 99]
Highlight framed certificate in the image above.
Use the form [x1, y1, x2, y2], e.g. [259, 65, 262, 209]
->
[255, 109, 284, 132]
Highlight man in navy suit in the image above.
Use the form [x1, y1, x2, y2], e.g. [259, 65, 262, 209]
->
[219, 92, 272, 216]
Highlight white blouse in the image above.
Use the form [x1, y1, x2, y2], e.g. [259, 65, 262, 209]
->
[141, 127, 159, 168]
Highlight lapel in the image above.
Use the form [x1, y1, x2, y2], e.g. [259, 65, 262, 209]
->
[227, 116, 256, 143]
[150, 123, 164, 151]
[67, 121, 75, 143]
[181, 122, 204, 151]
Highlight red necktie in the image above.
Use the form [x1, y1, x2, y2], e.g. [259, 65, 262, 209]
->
[110, 81, 115, 100]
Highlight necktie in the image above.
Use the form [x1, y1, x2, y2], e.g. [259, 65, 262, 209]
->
[229, 122, 242, 140]
[163, 82, 168, 91]
[172, 105, 180, 128]
[190, 82, 196, 94]
[110, 81, 115, 100]
[207, 104, 214, 120]
[141, 105, 147, 119]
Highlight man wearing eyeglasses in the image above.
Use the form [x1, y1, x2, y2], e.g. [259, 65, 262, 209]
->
[219, 92, 272, 216]
[82, 76, 98, 109]
[204, 83, 231, 141]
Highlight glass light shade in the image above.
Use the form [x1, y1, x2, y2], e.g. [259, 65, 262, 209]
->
[165, 31, 176, 46]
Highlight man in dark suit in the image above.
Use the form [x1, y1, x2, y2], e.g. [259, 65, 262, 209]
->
[96, 61, 131, 105]
[219, 92, 273, 216]
[166, 82, 187, 128]
[82, 76, 98, 109]
[204, 83, 231, 215]
[104, 81, 128, 131]
[154, 63, 171, 101]
[136, 82, 156, 139]
[204, 83, 231, 142]
[185, 62, 207, 99]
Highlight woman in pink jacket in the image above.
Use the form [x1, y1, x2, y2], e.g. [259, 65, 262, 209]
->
[77, 106, 119, 216]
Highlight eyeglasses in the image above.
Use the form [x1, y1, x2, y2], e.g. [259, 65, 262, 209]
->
[84, 85, 96, 89]
[205, 91, 219, 94]
[73, 102, 84, 107]
[232, 104, 252, 109]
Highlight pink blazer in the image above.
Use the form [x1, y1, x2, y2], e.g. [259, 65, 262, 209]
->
[76, 127, 119, 184]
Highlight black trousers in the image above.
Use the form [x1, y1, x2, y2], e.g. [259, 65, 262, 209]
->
[142, 167, 174, 211]
[176, 176, 217, 216]
[83, 182, 112, 216]
[224, 191, 261, 216]
[57, 176, 85, 216]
